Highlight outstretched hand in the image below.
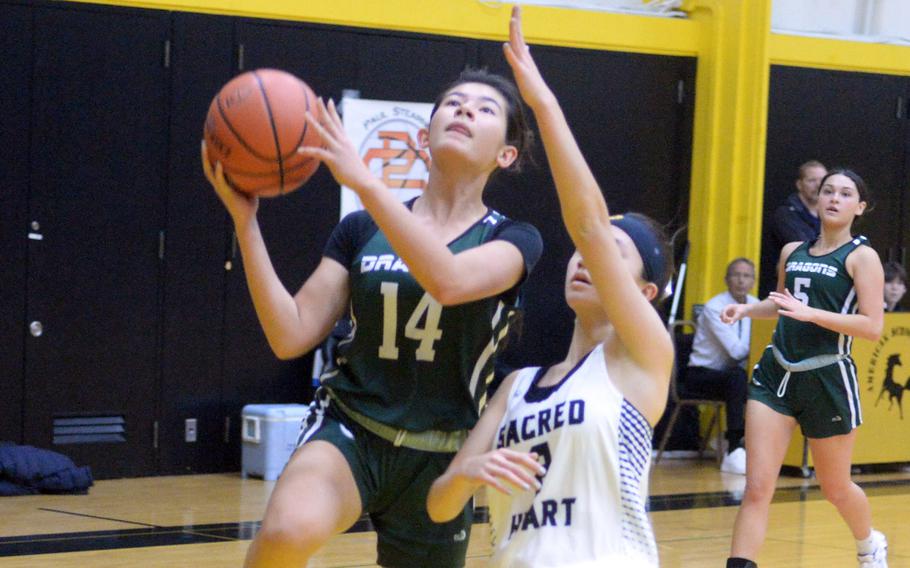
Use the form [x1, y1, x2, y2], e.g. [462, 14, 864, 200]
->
[297, 98, 377, 193]
[720, 303, 749, 324]
[769, 289, 814, 322]
[459, 448, 545, 496]
[201, 140, 259, 226]
[502, 5, 556, 111]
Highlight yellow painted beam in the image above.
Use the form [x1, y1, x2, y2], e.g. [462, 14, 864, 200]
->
[770, 32, 910, 77]
[682, 0, 771, 312]
[60, 0, 699, 56]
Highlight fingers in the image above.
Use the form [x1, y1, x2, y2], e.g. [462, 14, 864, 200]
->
[314, 97, 341, 138]
[465, 449, 546, 495]
[305, 98, 345, 149]
[502, 41, 517, 69]
[213, 160, 227, 189]
[201, 140, 231, 194]
[510, 5, 528, 51]
[720, 305, 739, 324]
[487, 450, 545, 491]
[305, 109, 331, 146]
[509, 5, 521, 49]
[503, 449, 546, 475]
[200, 140, 215, 184]
[486, 462, 540, 493]
[326, 98, 343, 130]
[506, 7, 528, 63]
[297, 144, 329, 162]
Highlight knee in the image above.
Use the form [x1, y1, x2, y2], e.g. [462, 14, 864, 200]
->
[257, 504, 333, 557]
[742, 477, 776, 506]
[819, 480, 857, 508]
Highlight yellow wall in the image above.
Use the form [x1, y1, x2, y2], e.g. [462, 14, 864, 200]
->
[63, 0, 699, 56]
[62, 0, 910, 311]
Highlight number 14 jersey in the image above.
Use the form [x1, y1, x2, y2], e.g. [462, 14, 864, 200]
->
[321, 201, 542, 433]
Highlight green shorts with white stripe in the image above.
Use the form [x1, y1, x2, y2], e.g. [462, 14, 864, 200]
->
[748, 348, 862, 438]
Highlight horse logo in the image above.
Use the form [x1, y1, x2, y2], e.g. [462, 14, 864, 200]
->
[875, 354, 909, 418]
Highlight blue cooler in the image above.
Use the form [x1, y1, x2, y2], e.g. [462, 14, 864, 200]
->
[241, 404, 310, 481]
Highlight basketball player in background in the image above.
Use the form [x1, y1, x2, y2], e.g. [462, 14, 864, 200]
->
[721, 169, 887, 568]
[203, 68, 542, 566]
[428, 8, 673, 566]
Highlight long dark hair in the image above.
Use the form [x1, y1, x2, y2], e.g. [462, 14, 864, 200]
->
[431, 68, 534, 173]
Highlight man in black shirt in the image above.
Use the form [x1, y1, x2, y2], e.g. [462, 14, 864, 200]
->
[760, 160, 826, 295]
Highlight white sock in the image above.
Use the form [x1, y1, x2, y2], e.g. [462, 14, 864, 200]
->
[856, 530, 877, 555]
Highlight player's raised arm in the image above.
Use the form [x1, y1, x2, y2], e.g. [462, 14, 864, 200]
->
[503, 6, 672, 381]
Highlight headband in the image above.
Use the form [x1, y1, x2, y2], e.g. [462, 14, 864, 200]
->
[609, 214, 667, 286]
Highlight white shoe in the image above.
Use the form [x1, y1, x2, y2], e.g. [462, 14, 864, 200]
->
[721, 447, 746, 475]
[857, 530, 887, 567]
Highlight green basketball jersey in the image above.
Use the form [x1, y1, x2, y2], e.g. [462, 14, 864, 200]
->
[321, 206, 541, 433]
[773, 236, 868, 361]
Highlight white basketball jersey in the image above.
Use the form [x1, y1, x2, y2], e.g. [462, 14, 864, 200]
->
[487, 344, 658, 568]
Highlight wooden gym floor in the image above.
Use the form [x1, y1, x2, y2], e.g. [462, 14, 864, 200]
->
[2, 458, 909, 567]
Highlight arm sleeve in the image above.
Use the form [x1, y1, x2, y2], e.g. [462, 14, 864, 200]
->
[702, 304, 751, 362]
[491, 220, 544, 285]
[322, 210, 377, 270]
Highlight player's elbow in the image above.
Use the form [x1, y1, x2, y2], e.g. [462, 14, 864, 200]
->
[268, 336, 310, 361]
[863, 321, 883, 342]
[424, 278, 469, 307]
[272, 344, 303, 361]
[432, 287, 466, 307]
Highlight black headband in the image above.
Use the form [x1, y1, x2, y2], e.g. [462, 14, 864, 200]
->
[610, 214, 667, 286]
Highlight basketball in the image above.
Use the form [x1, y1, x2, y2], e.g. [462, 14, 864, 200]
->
[203, 69, 321, 197]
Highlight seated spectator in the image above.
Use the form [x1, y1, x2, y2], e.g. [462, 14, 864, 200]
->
[686, 258, 758, 475]
[884, 261, 907, 313]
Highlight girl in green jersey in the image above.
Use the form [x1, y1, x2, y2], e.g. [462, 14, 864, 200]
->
[721, 169, 886, 568]
[203, 69, 542, 567]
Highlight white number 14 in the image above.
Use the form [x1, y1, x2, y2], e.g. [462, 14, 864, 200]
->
[378, 282, 443, 362]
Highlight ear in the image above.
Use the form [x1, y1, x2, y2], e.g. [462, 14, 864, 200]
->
[641, 282, 659, 303]
[496, 144, 519, 170]
[855, 200, 868, 216]
[417, 128, 430, 149]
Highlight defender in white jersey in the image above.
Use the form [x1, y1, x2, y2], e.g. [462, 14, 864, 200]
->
[427, 8, 675, 567]
[486, 343, 658, 567]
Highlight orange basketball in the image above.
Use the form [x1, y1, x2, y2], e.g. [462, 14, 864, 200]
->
[203, 69, 320, 197]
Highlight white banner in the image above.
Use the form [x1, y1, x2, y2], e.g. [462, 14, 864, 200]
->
[340, 98, 434, 219]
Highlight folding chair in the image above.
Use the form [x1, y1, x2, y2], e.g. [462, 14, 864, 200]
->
[654, 319, 725, 465]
